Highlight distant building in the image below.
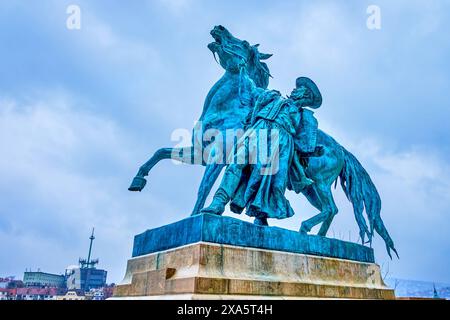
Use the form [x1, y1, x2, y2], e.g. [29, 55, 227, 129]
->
[55, 290, 85, 301]
[0, 277, 24, 298]
[15, 287, 63, 300]
[1, 228, 112, 299]
[84, 288, 104, 300]
[79, 285, 115, 300]
[66, 267, 107, 291]
[65, 228, 107, 291]
[0, 288, 13, 300]
[0, 277, 13, 289]
[23, 271, 66, 288]
[0, 277, 21, 289]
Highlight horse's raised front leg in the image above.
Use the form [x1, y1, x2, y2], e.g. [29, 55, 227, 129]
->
[299, 183, 338, 235]
[129, 146, 199, 191]
[191, 163, 225, 216]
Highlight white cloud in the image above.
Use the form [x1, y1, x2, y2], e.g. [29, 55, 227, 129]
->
[82, 12, 161, 67]
[319, 126, 450, 281]
[2, 0, 450, 285]
[0, 92, 182, 282]
[288, 2, 361, 72]
[157, 0, 192, 15]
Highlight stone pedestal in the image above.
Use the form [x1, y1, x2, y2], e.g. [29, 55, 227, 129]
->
[113, 214, 394, 300]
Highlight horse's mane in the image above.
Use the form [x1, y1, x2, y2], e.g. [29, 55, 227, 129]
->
[247, 46, 271, 89]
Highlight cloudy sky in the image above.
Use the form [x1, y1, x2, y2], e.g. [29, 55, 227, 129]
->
[1, 0, 449, 285]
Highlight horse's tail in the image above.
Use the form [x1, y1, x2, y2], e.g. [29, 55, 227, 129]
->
[339, 147, 399, 259]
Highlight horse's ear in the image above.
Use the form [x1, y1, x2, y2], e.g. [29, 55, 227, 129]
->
[253, 44, 260, 48]
[259, 53, 273, 60]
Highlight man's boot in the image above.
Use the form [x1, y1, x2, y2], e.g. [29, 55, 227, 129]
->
[200, 188, 230, 216]
[200, 165, 244, 216]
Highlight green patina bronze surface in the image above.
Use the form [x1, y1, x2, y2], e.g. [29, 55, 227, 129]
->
[128, 25, 398, 259]
[132, 214, 374, 263]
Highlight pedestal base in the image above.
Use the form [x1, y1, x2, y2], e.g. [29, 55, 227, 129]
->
[113, 242, 394, 300]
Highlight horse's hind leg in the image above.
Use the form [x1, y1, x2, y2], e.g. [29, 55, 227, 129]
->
[299, 184, 338, 235]
[191, 163, 225, 216]
[302, 184, 322, 212]
[317, 188, 338, 237]
[299, 185, 324, 234]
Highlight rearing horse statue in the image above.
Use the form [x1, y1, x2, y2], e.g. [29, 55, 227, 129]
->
[129, 26, 398, 258]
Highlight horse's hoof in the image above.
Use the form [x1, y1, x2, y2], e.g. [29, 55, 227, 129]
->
[128, 176, 147, 192]
[254, 217, 269, 226]
[299, 224, 309, 234]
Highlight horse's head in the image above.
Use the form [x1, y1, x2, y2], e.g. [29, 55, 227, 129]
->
[208, 25, 272, 88]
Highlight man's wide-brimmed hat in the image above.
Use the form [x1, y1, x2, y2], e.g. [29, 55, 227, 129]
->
[295, 77, 322, 109]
